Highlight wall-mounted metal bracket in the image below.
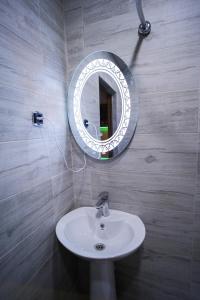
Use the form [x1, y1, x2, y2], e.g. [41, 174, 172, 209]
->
[32, 111, 44, 127]
[138, 21, 151, 37]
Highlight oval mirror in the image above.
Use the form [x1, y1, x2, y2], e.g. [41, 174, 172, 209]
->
[68, 51, 138, 160]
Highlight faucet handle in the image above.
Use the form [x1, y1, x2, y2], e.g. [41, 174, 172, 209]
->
[99, 191, 109, 200]
[96, 191, 109, 208]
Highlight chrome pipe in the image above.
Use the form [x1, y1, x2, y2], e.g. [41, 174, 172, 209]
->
[136, 0, 146, 27]
[135, 0, 151, 36]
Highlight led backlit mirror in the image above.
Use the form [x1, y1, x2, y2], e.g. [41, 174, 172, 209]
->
[68, 51, 138, 160]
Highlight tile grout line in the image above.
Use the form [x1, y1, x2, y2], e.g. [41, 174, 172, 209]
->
[16, 248, 57, 299]
[73, 0, 86, 209]
[63, 3, 77, 209]
[190, 82, 200, 295]
[0, 171, 53, 204]
[134, 87, 200, 97]
[0, 216, 55, 263]
[0, 177, 53, 204]
[0, 131, 199, 145]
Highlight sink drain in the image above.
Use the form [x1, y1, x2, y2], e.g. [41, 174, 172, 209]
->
[95, 243, 106, 251]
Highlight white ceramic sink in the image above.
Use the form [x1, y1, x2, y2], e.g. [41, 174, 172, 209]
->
[56, 206, 145, 260]
[56, 206, 145, 300]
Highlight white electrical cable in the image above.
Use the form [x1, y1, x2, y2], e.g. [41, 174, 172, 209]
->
[43, 117, 86, 173]
[87, 122, 101, 159]
[88, 122, 98, 139]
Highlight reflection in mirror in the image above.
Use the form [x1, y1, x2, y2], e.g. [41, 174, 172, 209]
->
[81, 72, 122, 159]
[99, 77, 116, 159]
[68, 51, 138, 160]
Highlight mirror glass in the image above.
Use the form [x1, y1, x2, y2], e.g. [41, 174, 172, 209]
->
[68, 51, 138, 160]
[81, 72, 122, 157]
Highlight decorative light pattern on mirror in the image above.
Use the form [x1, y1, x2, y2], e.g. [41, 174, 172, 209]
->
[68, 51, 138, 160]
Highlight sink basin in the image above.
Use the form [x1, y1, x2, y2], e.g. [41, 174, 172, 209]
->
[56, 207, 145, 260]
[56, 206, 145, 300]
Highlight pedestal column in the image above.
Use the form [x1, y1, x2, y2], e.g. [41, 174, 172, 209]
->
[90, 260, 117, 300]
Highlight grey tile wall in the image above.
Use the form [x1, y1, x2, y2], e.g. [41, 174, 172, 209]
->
[64, 0, 200, 299]
[15, 245, 78, 300]
[1, 0, 199, 299]
[0, 1, 75, 299]
[64, 6, 84, 78]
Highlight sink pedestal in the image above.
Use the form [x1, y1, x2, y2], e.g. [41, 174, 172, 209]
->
[90, 260, 117, 300]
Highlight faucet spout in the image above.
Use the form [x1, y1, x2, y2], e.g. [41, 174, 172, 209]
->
[96, 191, 109, 217]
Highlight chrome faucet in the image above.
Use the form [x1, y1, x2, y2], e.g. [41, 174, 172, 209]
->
[96, 191, 109, 217]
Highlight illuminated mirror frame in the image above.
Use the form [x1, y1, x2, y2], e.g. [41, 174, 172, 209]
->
[68, 51, 138, 160]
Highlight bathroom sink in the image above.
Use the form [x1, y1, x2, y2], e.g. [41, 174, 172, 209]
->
[56, 206, 145, 260]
